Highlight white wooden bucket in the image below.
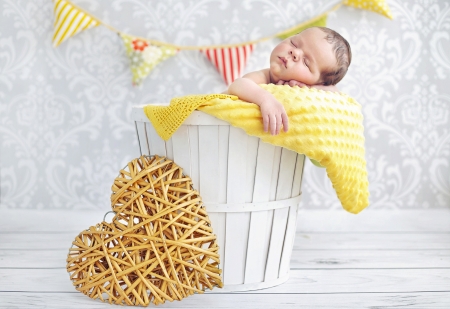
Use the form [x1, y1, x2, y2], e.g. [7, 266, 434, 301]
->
[132, 106, 305, 292]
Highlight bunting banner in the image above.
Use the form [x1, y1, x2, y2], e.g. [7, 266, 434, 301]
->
[51, 0, 393, 85]
[121, 34, 178, 86]
[52, 0, 100, 47]
[201, 45, 255, 85]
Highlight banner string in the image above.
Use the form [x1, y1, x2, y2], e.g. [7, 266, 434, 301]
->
[64, 0, 343, 49]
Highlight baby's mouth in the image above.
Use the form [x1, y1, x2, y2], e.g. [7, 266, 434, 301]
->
[279, 57, 287, 68]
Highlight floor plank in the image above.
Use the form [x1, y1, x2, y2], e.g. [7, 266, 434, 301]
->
[0, 210, 107, 233]
[1, 268, 449, 294]
[297, 209, 450, 232]
[2, 231, 449, 251]
[0, 250, 68, 268]
[294, 233, 450, 250]
[1, 292, 450, 309]
[290, 249, 450, 269]
[3, 248, 449, 269]
[2, 209, 450, 233]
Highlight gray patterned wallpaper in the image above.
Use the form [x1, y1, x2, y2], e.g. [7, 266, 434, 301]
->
[1, 0, 449, 210]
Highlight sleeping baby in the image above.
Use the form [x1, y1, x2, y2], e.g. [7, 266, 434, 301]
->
[225, 26, 352, 135]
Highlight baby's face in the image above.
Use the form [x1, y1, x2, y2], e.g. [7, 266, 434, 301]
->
[269, 27, 337, 85]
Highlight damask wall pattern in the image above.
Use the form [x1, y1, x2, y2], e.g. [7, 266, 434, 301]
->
[0, 0, 449, 210]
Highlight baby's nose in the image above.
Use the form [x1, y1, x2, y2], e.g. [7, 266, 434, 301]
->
[289, 49, 300, 61]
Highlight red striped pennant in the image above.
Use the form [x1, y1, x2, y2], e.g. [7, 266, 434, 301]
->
[201, 44, 255, 85]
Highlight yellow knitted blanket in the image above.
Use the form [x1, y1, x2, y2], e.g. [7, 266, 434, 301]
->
[144, 84, 369, 214]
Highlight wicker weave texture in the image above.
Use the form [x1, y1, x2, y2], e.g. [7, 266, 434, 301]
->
[66, 156, 222, 306]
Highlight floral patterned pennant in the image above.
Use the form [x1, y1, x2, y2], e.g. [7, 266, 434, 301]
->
[120, 34, 178, 86]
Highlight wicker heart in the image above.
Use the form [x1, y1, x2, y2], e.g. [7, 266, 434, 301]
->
[66, 156, 222, 306]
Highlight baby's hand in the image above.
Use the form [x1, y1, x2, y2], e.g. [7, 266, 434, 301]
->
[259, 98, 289, 135]
[276, 80, 309, 88]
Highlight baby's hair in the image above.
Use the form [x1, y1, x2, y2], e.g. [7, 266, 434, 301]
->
[316, 27, 352, 86]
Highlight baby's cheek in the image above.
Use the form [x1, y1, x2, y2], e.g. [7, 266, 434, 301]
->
[271, 65, 282, 75]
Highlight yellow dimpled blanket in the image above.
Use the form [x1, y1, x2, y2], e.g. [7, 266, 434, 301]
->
[144, 84, 369, 214]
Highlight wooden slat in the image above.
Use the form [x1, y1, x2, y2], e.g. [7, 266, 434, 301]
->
[3, 292, 450, 309]
[171, 125, 192, 176]
[279, 152, 304, 277]
[223, 212, 251, 284]
[207, 212, 226, 274]
[217, 126, 230, 204]
[265, 148, 298, 281]
[224, 127, 251, 284]
[244, 141, 277, 284]
[197, 125, 225, 279]
[187, 125, 200, 190]
[275, 149, 297, 200]
[263, 207, 289, 281]
[3, 268, 450, 294]
[207, 126, 230, 273]
[134, 121, 149, 156]
[251, 142, 276, 202]
[268, 147, 282, 201]
[291, 154, 305, 197]
[226, 127, 248, 203]
[146, 122, 166, 156]
[244, 136, 259, 203]
[198, 125, 220, 204]
[165, 136, 174, 160]
[278, 205, 298, 277]
[275, 153, 304, 276]
[243, 211, 269, 284]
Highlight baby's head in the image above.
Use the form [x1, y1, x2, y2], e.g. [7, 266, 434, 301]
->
[269, 27, 352, 86]
[317, 27, 352, 85]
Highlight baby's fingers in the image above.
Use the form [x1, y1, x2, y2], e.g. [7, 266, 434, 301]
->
[269, 115, 277, 135]
[275, 114, 282, 135]
[281, 113, 289, 132]
[263, 114, 269, 133]
[288, 80, 308, 87]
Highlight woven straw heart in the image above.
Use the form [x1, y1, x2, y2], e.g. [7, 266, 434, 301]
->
[66, 156, 222, 306]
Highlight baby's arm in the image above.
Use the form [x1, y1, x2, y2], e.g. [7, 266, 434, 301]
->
[226, 70, 289, 135]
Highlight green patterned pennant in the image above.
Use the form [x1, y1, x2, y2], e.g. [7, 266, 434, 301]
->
[121, 33, 178, 86]
[276, 14, 328, 40]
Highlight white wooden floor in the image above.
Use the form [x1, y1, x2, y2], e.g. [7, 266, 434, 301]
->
[1, 208, 449, 309]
